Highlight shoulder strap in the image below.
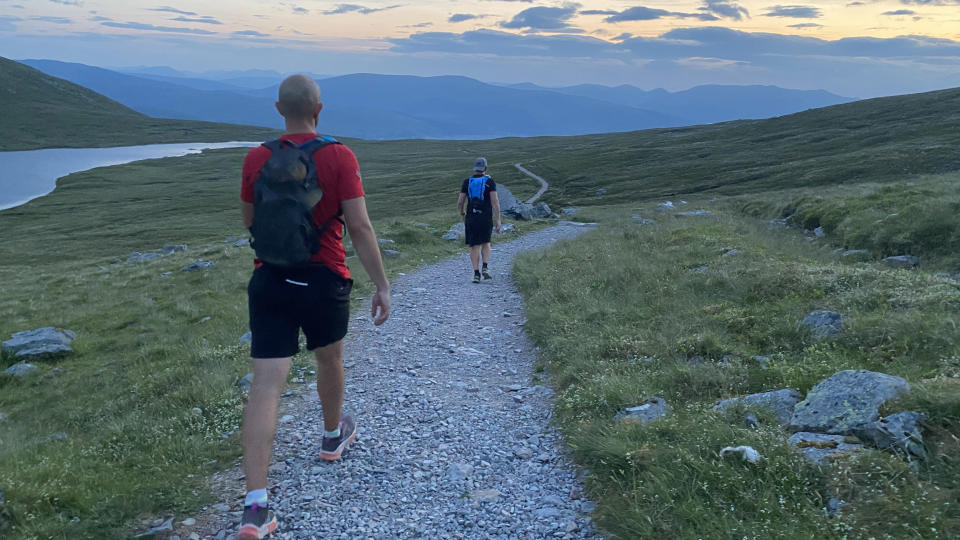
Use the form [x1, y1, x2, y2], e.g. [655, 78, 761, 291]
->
[298, 136, 341, 157]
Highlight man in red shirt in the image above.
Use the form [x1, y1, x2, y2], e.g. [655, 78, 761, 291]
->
[237, 74, 390, 540]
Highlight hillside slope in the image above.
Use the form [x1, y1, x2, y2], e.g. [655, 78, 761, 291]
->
[0, 58, 276, 151]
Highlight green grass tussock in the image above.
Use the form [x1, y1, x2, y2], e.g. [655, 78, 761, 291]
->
[515, 210, 960, 538]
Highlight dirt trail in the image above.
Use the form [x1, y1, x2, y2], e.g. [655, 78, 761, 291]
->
[514, 164, 549, 204]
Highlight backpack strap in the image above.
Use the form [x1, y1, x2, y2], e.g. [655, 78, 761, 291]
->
[298, 136, 340, 156]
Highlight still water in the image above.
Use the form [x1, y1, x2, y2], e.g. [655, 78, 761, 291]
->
[0, 141, 258, 211]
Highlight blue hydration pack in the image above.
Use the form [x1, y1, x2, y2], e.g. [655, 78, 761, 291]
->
[468, 175, 489, 201]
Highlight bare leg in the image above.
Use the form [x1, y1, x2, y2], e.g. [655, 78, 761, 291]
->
[242, 357, 292, 492]
[314, 341, 344, 432]
[470, 245, 481, 271]
[481, 243, 491, 264]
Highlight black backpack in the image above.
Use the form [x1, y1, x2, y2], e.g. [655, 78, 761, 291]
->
[249, 136, 341, 267]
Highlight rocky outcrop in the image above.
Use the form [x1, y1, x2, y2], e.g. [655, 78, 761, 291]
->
[2, 327, 75, 360]
[789, 370, 910, 434]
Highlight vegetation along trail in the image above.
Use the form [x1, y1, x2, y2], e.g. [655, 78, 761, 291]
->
[197, 222, 599, 539]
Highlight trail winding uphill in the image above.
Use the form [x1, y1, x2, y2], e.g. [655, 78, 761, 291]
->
[196, 222, 600, 540]
[514, 164, 549, 204]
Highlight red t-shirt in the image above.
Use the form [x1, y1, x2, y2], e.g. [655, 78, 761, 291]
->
[241, 133, 364, 279]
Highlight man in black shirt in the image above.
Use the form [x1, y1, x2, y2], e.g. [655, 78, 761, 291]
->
[458, 157, 502, 283]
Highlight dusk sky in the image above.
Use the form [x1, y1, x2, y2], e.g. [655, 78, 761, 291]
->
[2, 1, 959, 97]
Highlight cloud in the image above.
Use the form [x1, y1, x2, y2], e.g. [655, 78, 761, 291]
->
[172, 16, 222, 25]
[234, 30, 269, 37]
[450, 13, 482, 23]
[101, 21, 216, 35]
[48, 0, 82, 5]
[701, 0, 750, 20]
[900, 0, 960, 4]
[147, 6, 196, 16]
[789, 22, 823, 28]
[883, 9, 916, 14]
[404, 21, 433, 28]
[0, 15, 20, 32]
[764, 5, 822, 18]
[322, 4, 402, 15]
[599, 6, 719, 22]
[89, 15, 111, 21]
[501, 4, 580, 31]
[31, 16, 72, 23]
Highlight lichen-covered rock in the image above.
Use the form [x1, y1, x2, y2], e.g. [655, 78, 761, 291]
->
[789, 370, 910, 434]
[2, 327, 75, 360]
[614, 397, 671, 425]
[853, 411, 926, 458]
[713, 389, 803, 425]
[788, 432, 864, 464]
[801, 310, 843, 338]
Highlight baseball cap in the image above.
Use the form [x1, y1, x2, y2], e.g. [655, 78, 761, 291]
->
[473, 157, 487, 172]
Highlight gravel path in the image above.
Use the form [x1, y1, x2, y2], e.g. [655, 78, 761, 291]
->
[195, 222, 600, 540]
[514, 164, 549, 204]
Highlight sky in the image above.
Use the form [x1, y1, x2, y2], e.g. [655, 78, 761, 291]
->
[1, 1, 959, 97]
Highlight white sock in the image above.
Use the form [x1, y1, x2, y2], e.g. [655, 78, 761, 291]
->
[245, 489, 268, 507]
[324, 427, 341, 439]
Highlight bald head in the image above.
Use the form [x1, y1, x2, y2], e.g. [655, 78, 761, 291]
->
[277, 74, 322, 120]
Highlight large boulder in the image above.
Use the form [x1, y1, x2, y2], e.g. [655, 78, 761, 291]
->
[495, 184, 521, 214]
[713, 389, 803, 425]
[2, 327, 75, 360]
[853, 411, 926, 458]
[789, 370, 910, 434]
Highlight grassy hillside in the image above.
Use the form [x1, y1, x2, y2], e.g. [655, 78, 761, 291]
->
[1, 84, 959, 538]
[0, 57, 276, 151]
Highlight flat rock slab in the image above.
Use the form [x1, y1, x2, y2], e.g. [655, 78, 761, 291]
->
[788, 432, 863, 464]
[713, 389, 802, 425]
[2, 327, 75, 360]
[615, 397, 671, 425]
[789, 370, 910, 434]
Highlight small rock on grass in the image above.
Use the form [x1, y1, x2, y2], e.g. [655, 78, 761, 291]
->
[5, 362, 39, 377]
[182, 260, 215, 272]
[801, 310, 843, 338]
[615, 397, 671, 424]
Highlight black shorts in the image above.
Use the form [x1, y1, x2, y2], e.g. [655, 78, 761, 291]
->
[247, 264, 353, 358]
[465, 210, 493, 246]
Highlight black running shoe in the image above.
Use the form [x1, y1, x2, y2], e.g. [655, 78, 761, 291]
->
[472, 273, 481, 284]
[320, 414, 357, 461]
[237, 503, 277, 540]
[482, 268, 492, 280]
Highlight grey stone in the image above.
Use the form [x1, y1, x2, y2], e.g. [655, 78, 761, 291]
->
[787, 432, 863, 464]
[826, 497, 847, 517]
[801, 310, 844, 338]
[560, 208, 578, 216]
[882, 255, 919, 269]
[814, 227, 825, 238]
[789, 370, 910, 434]
[853, 411, 926, 458]
[0, 413, 7, 422]
[126, 251, 163, 263]
[33, 432, 68, 444]
[238, 332, 252, 344]
[442, 233, 458, 241]
[744, 412, 760, 429]
[382, 249, 401, 258]
[471, 489, 500, 502]
[159, 272, 173, 279]
[674, 210, 712, 217]
[3, 327, 76, 360]
[690, 265, 709, 274]
[751, 355, 772, 369]
[182, 260, 215, 272]
[237, 373, 254, 394]
[515, 447, 533, 459]
[722, 249, 741, 258]
[614, 397, 671, 425]
[135, 517, 175, 538]
[5, 362, 38, 377]
[377, 238, 395, 244]
[581, 501, 597, 513]
[632, 215, 654, 225]
[233, 238, 250, 248]
[497, 223, 516, 234]
[445, 463, 473, 483]
[657, 201, 675, 211]
[162, 244, 188, 255]
[531, 202, 552, 219]
[535, 507, 560, 519]
[767, 218, 789, 228]
[595, 188, 607, 196]
[713, 389, 803, 425]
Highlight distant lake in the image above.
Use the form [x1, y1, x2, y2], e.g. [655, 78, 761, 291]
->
[0, 142, 259, 211]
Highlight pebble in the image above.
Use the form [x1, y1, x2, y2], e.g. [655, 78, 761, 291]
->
[193, 224, 598, 538]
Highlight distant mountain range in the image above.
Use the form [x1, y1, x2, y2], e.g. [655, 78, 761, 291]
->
[22, 59, 854, 140]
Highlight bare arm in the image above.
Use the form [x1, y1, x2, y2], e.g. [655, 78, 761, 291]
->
[490, 191, 502, 232]
[342, 197, 391, 325]
[457, 192, 467, 219]
[242, 202, 254, 229]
